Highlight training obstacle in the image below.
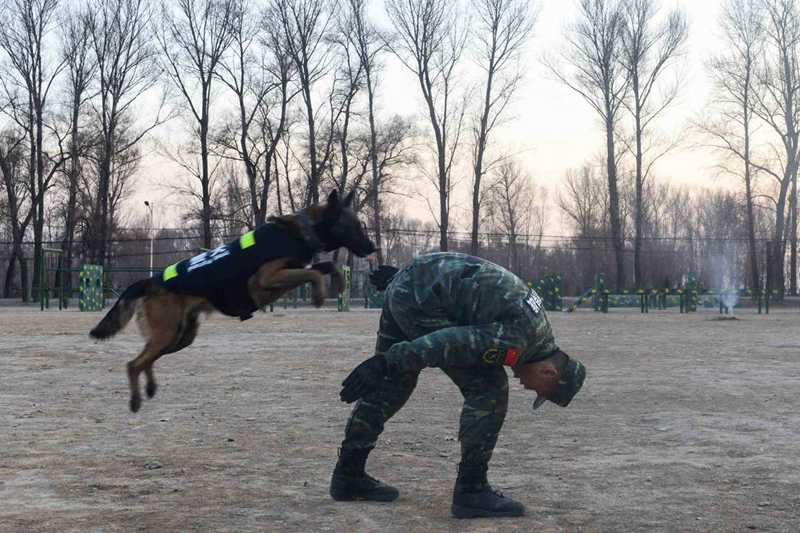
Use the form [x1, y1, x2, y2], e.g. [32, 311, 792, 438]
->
[528, 274, 563, 312]
[78, 265, 104, 312]
[338, 266, 352, 312]
[338, 268, 383, 311]
[39, 248, 65, 310]
[566, 271, 772, 314]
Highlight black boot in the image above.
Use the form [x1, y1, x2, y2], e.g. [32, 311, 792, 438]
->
[330, 448, 399, 502]
[451, 464, 525, 518]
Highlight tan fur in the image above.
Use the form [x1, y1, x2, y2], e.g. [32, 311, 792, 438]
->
[91, 190, 373, 413]
[122, 258, 341, 412]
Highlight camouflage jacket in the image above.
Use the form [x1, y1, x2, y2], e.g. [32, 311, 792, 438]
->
[383, 253, 559, 374]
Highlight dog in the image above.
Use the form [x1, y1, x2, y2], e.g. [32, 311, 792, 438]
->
[89, 190, 376, 412]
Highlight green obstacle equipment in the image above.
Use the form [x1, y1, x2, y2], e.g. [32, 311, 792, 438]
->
[79, 265, 104, 311]
[39, 248, 65, 310]
[565, 269, 765, 315]
[338, 268, 384, 311]
[338, 266, 352, 312]
[684, 271, 699, 312]
[528, 274, 563, 312]
[592, 273, 610, 313]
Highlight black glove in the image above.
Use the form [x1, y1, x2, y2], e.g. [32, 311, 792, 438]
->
[340, 354, 389, 403]
[369, 265, 400, 292]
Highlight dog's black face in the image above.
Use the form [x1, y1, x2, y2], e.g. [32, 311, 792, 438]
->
[318, 190, 377, 258]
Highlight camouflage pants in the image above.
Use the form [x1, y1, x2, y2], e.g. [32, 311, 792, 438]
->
[341, 268, 509, 468]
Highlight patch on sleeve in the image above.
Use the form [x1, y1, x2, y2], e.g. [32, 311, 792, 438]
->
[482, 348, 502, 365]
[525, 290, 543, 314]
[503, 348, 520, 366]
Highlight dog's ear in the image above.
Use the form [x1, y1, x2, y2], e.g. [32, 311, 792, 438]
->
[343, 191, 354, 208]
[327, 189, 341, 211]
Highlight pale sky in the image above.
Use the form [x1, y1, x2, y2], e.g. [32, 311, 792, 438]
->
[135, 0, 729, 233]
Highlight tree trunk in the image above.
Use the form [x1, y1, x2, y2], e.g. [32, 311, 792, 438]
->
[27, 97, 38, 298]
[240, 96, 259, 229]
[303, 83, 319, 205]
[3, 250, 16, 298]
[791, 164, 798, 294]
[34, 88, 45, 302]
[743, 70, 760, 290]
[471, 56, 494, 257]
[200, 84, 212, 249]
[744, 150, 759, 290]
[62, 96, 82, 286]
[773, 172, 791, 293]
[606, 115, 625, 288]
[274, 150, 283, 216]
[99, 136, 112, 266]
[416, 68, 449, 252]
[634, 104, 643, 288]
[367, 76, 384, 265]
[470, 176, 481, 256]
[439, 148, 448, 252]
[19, 253, 29, 302]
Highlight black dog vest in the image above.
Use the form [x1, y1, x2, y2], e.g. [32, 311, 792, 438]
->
[154, 222, 315, 320]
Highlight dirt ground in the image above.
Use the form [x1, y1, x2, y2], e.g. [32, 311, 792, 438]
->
[1, 301, 799, 533]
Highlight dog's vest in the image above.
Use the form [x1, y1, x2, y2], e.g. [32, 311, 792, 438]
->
[154, 223, 315, 320]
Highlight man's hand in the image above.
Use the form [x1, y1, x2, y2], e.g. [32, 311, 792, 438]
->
[368, 265, 400, 292]
[340, 354, 389, 403]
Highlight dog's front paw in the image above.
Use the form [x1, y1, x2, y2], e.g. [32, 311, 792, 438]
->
[312, 287, 327, 308]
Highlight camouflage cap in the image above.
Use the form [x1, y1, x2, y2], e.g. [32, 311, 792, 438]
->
[533, 356, 586, 410]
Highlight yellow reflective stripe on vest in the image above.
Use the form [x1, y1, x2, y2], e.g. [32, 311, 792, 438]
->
[163, 263, 179, 281]
[240, 230, 256, 249]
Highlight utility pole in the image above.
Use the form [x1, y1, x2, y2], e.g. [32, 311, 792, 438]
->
[144, 201, 154, 277]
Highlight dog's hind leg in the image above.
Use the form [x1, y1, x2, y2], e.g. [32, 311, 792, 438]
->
[143, 310, 202, 400]
[128, 297, 190, 412]
[128, 341, 169, 413]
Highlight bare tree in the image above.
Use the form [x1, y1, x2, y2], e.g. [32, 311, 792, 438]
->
[545, 0, 629, 287]
[342, 0, 388, 263]
[59, 2, 97, 276]
[354, 114, 417, 217]
[619, 0, 688, 287]
[323, 12, 366, 264]
[557, 163, 608, 286]
[487, 159, 546, 275]
[329, 11, 365, 196]
[85, 0, 164, 265]
[751, 0, 800, 294]
[698, 0, 764, 289]
[558, 164, 607, 237]
[272, 0, 335, 206]
[0, 0, 69, 299]
[216, 0, 298, 228]
[386, 0, 470, 252]
[158, 0, 239, 248]
[0, 130, 32, 299]
[79, 129, 141, 263]
[469, 0, 537, 255]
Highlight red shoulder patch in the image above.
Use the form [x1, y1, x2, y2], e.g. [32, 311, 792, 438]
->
[503, 348, 520, 366]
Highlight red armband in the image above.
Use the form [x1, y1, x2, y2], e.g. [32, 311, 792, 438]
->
[503, 348, 520, 366]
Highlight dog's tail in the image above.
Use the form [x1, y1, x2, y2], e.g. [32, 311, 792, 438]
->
[89, 278, 155, 340]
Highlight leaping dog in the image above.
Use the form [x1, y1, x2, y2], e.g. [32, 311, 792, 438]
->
[89, 190, 376, 412]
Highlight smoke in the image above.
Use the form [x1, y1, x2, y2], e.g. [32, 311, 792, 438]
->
[722, 292, 738, 315]
[707, 248, 739, 314]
